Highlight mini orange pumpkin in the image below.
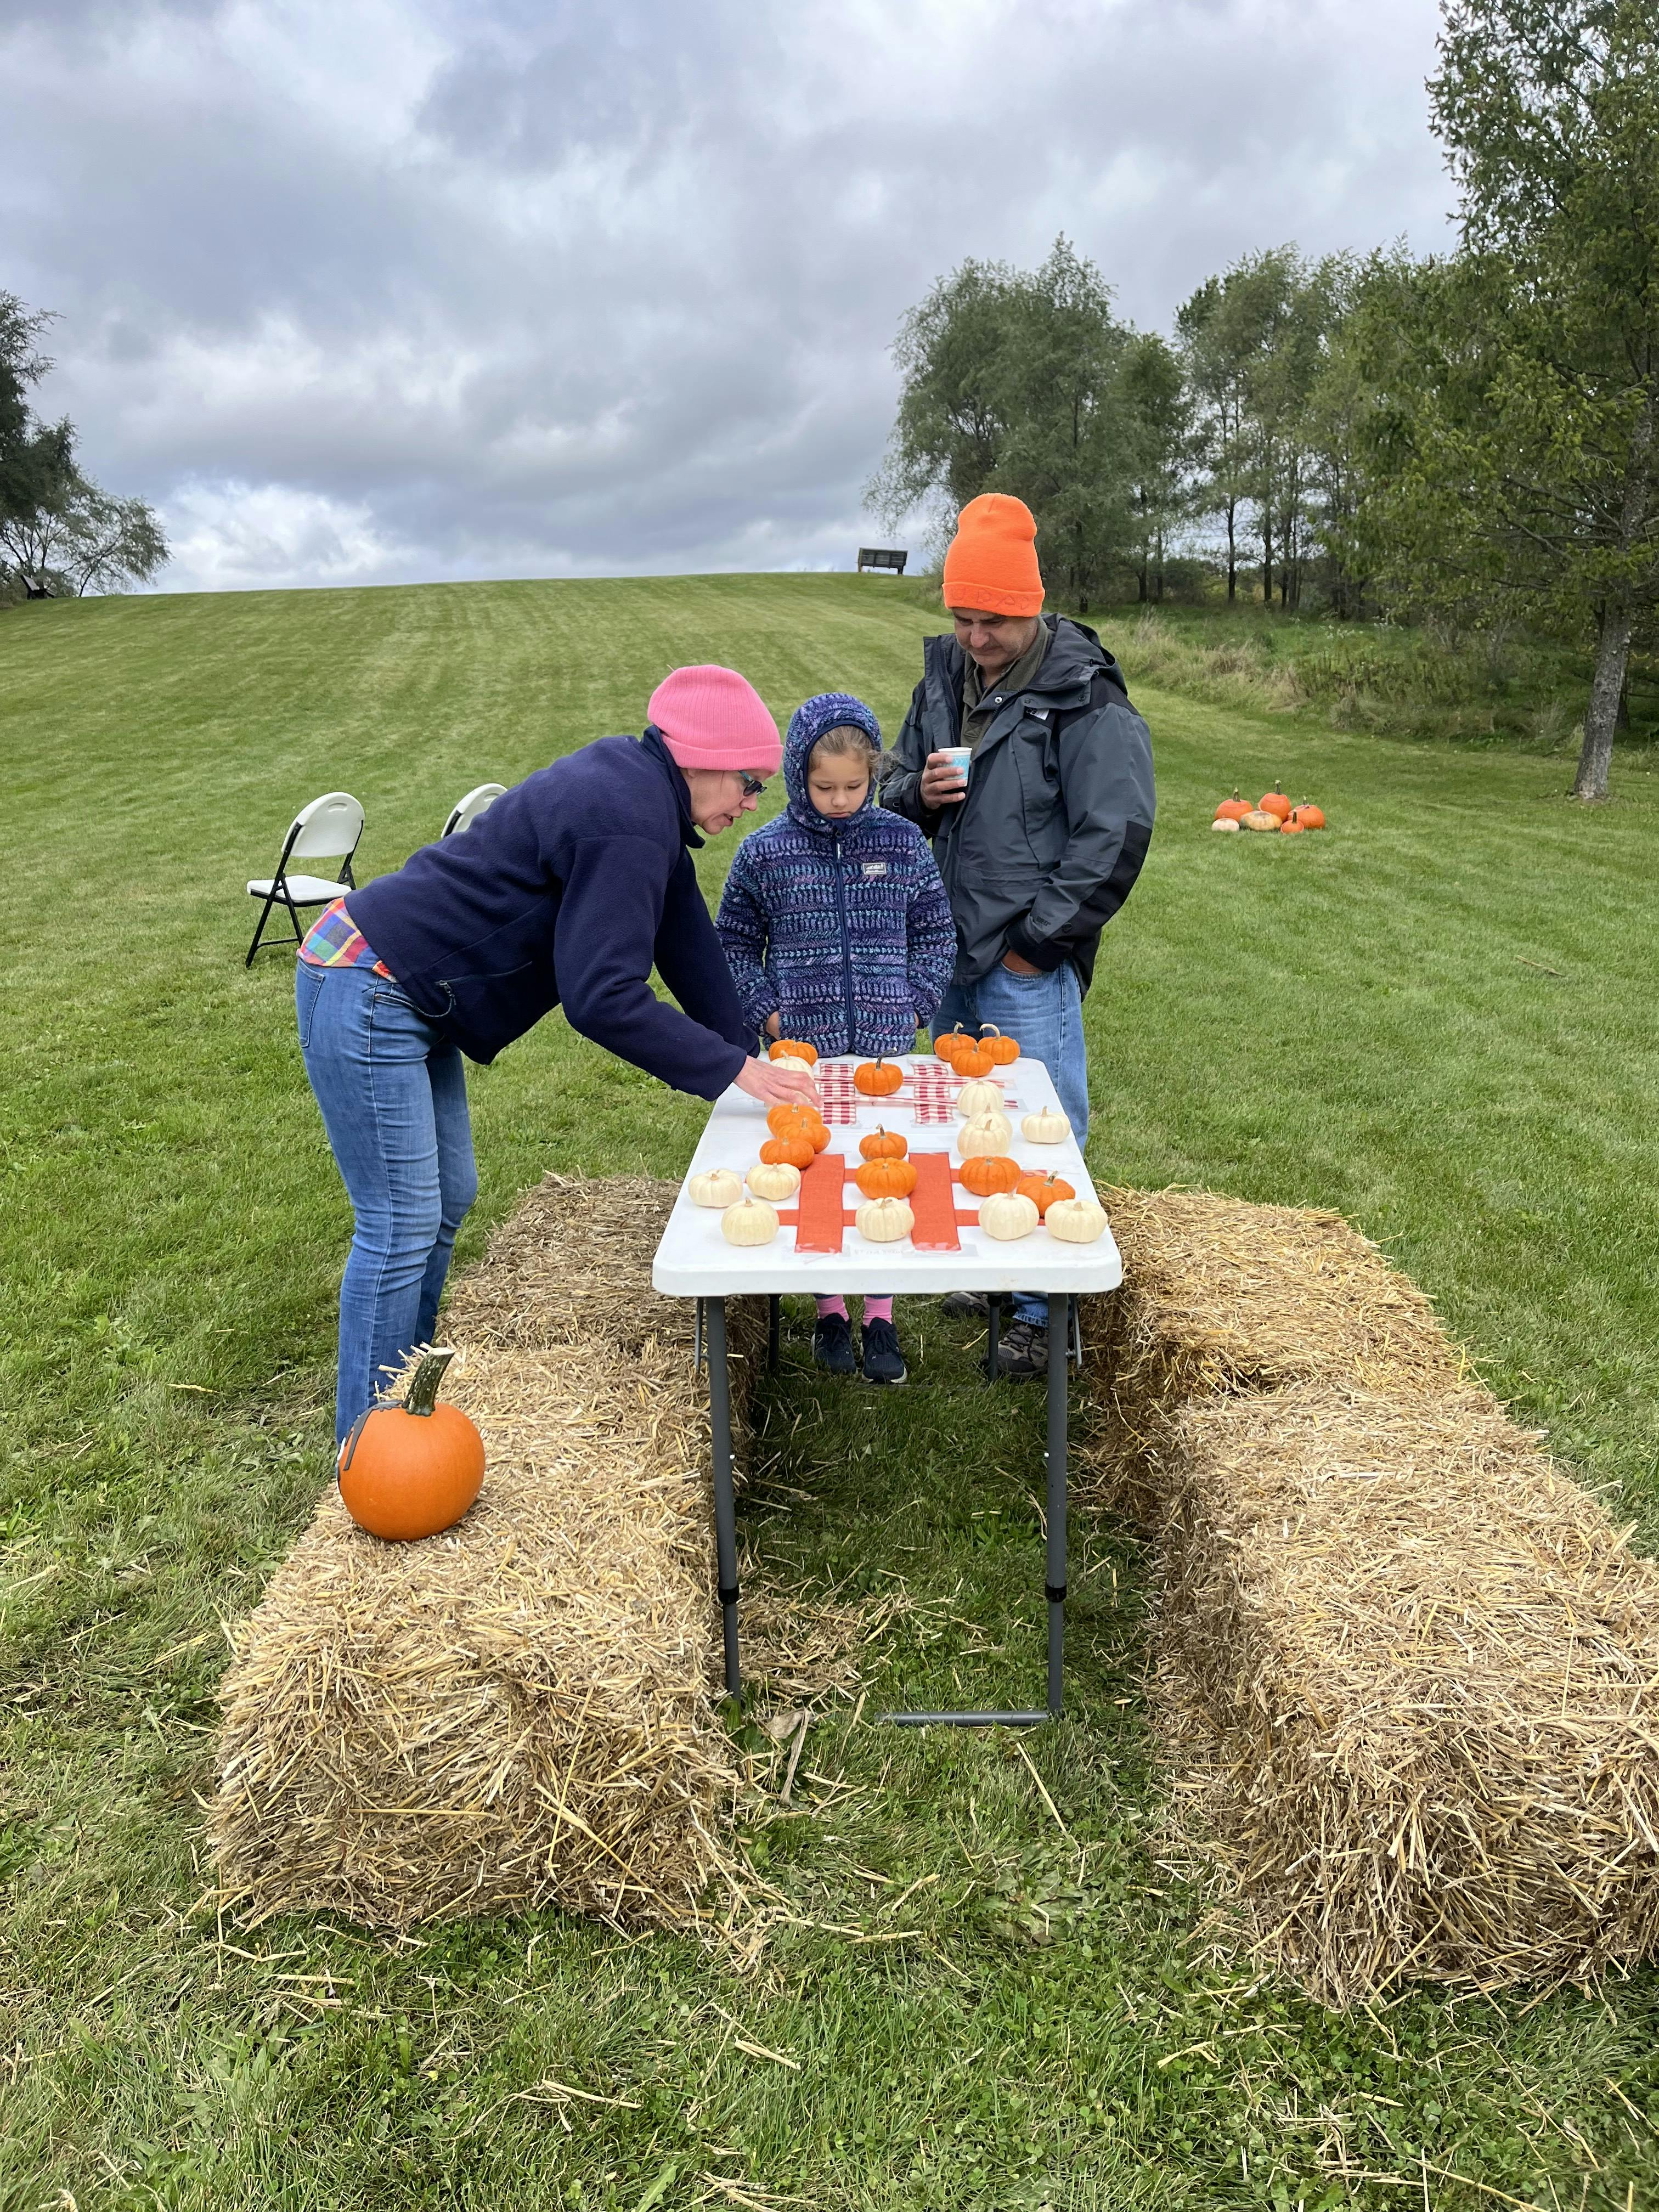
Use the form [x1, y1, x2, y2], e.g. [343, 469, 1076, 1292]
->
[854, 1058, 902, 1097]
[760, 1134, 815, 1169]
[1214, 789, 1251, 823]
[952, 1039, 995, 1079]
[854, 1156, 918, 1199]
[933, 1025, 973, 1066]
[338, 1348, 484, 1542]
[1016, 1170, 1075, 1218]
[768, 1102, 822, 1139]
[768, 1039, 819, 1064]
[960, 1153, 1022, 1197]
[859, 1125, 908, 1160]
[978, 1024, 1019, 1068]
[1259, 786, 1292, 822]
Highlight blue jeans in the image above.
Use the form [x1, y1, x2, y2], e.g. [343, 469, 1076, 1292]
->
[297, 962, 479, 1443]
[935, 959, 1089, 1329]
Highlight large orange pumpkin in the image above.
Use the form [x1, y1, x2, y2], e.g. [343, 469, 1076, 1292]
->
[338, 1348, 484, 1542]
[859, 1125, 908, 1160]
[978, 1024, 1019, 1068]
[854, 1156, 918, 1199]
[952, 1039, 995, 1079]
[768, 1039, 819, 1064]
[1016, 1171, 1075, 1218]
[960, 1154, 1021, 1197]
[854, 1058, 903, 1097]
[1259, 786, 1292, 822]
[760, 1134, 815, 1169]
[1214, 789, 1251, 823]
[1291, 802, 1326, 830]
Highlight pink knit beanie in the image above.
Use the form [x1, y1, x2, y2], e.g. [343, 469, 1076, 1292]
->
[647, 665, 782, 774]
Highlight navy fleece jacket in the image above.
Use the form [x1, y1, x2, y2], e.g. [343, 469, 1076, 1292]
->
[345, 730, 752, 1097]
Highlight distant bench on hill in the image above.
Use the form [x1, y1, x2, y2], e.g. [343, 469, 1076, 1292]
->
[857, 547, 907, 574]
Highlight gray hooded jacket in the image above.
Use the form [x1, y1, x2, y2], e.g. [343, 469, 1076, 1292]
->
[882, 615, 1155, 992]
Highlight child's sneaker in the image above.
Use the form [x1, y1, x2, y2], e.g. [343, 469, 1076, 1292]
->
[813, 1312, 856, 1376]
[860, 1316, 907, 1386]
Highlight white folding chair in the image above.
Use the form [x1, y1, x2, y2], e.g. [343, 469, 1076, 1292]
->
[245, 791, 365, 966]
[441, 782, 507, 838]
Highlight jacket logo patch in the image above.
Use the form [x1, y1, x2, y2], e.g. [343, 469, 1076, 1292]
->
[861, 860, 889, 879]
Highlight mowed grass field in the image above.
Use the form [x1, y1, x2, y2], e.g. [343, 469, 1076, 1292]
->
[3, 571, 1659, 2210]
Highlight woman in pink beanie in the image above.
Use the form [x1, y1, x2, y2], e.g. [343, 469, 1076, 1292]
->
[295, 663, 812, 1444]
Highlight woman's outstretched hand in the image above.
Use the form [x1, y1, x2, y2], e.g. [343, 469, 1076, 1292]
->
[734, 1056, 822, 1111]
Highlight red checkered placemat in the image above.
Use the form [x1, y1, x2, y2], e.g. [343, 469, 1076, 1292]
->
[814, 1058, 1021, 1125]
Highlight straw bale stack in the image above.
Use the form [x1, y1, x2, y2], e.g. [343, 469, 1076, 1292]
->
[1081, 1187, 1659, 2002]
[211, 1172, 766, 1931]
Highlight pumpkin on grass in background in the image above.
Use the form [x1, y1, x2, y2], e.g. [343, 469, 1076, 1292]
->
[855, 1156, 918, 1200]
[1017, 1171, 1075, 1217]
[1259, 786, 1292, 822]
[961, 1154, 1020, 1197]
[854, 1058, 903, 1097]
[859, 1126, 907, 1160]
[1214, 790, 1251, 823]
[1240, 809, 1278, 833]
[1279, 817, 1305, 836]
[338, 1348, 483, 1542]
[1291, 802, 1325, 830]
[768, 1039, 819, 1064]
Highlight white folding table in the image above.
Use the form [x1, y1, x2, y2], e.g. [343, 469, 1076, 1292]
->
[651, 1053, 1122, 1725]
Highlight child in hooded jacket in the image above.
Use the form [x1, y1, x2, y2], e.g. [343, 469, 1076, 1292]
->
[717, 692, 957, 1385]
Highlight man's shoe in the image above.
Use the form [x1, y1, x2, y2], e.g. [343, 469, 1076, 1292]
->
[860, 1316, 907, 1385]
[940, 1290, 989, 1320]
[813, 1313, 856, 1376]
[996, 1319, 1049, 1381]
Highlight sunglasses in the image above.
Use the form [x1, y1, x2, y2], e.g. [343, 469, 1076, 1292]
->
[736, 772, 768, 798]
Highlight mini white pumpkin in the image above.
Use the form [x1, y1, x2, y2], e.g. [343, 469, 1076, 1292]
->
[1211, 815, 1240, 833]
[770, 1052, 814, 1073]
[955, 1077, 1006, 1120]
[958, 1110, 1015, 1157]
[1045, 1196, 1109, 1244]
[979, 1190, 1039, 1241]
[1022, 1107, 1070, 1146]
[746, 1159, 800, 1202]
[721, 1197, 779, 1246]
[689, 1167, 744, 1209]
[856, 1196, 914, 1244]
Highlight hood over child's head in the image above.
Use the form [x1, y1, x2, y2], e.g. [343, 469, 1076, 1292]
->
[785, 692, 883, 826]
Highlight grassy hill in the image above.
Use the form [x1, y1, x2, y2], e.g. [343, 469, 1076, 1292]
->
[3, 574, 1658, 2208]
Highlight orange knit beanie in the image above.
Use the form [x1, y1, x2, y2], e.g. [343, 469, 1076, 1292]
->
[941, 493, 1045, 617]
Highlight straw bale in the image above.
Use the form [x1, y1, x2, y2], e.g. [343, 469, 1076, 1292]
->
[211, 1338, 745, 1929]
[1076, 1186, 1659, 2001]
[1158, 1382, 1659, 2001]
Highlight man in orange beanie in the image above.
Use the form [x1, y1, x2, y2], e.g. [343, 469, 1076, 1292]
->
[883, 492, 1156, 1378]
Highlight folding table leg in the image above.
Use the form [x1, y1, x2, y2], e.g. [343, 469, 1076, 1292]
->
[1046, 1293, 1069, 1718]
[766, 1294, 781, 1373]
[985, 1292, 1003, 1384]
[705, 1296, 743, 1703]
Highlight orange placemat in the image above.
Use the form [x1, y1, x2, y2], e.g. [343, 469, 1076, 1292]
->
[908, 1152, 962, 1251]
[793, 1152, 849, 1252]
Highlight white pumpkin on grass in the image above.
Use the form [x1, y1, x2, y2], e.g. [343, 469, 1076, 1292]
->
[979, 1190, 1039, 1242]
[721, 1197, 779, 1246]
[746, 1159, 800, 1202]
[1021, 1107, 1070, 1146]
[958, 1110, 1015, 1157]
[689, 1167, 744, 1209]
[1046, 1196, 1109, 1244]
[856, 1196, 913, 1244]
[955, 1077, 1006, 1120]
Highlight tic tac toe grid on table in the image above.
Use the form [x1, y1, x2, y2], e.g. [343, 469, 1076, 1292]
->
[651, 1054, 1122, 1727]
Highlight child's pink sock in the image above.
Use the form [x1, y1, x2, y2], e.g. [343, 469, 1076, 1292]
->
[863, 1296, 894, 1324]
[816, 1296, 849, 1321]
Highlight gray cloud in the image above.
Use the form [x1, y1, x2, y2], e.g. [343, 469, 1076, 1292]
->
[1, 0, 1455, 591]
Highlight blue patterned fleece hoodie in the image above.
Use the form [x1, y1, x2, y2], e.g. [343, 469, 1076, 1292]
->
[716, 693, 958, 1057]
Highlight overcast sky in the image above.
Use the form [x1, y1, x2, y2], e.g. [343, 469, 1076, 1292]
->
[3, 0, 1455, 594]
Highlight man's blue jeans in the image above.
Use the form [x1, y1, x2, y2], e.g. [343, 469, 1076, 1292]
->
[934, 959, 1089, 1330]
[297, 962, 479, 1443]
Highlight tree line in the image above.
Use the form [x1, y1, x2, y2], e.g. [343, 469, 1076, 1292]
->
[868, 0, 1658, 802]
[1, 295, 168, 604]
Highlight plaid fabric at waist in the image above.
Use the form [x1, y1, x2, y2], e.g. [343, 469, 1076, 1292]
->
[298, 898, 393, 979]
